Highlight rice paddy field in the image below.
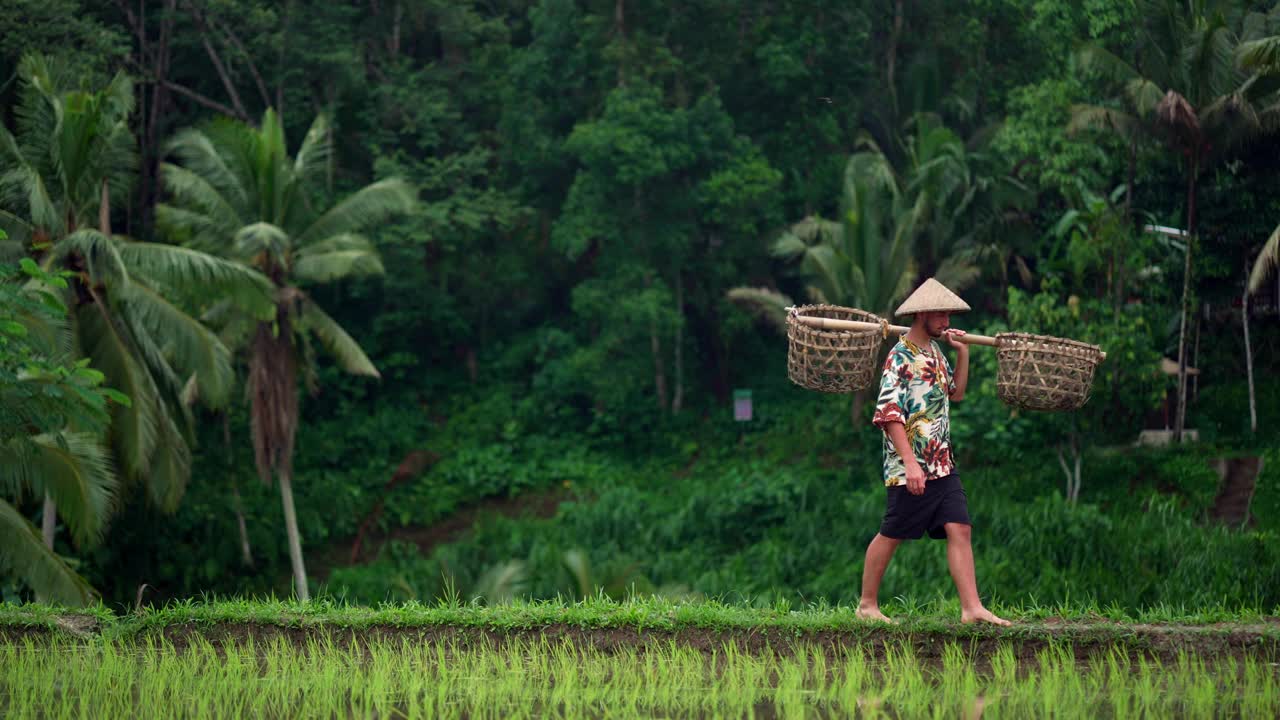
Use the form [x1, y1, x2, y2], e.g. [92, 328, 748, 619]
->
[4, 598, 1279, 718]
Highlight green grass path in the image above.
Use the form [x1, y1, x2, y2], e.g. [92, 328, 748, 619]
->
[4, 598, 1278, 661]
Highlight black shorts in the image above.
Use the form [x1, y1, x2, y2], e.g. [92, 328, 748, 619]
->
[879, 473, 970, 540]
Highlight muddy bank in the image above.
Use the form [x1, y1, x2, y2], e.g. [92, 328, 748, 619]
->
[6, 615, 1279, 665]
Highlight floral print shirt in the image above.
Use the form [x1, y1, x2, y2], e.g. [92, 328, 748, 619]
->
[871, 336, 957, 487]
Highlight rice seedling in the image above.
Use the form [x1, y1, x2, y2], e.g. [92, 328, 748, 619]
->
[2, 632, 1277, 718]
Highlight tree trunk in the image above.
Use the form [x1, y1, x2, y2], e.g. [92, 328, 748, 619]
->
[1057, 430, 1082, 504]
[850, 389, 867, 429]
[886, 0, 904, 118]
[99, 181, 111, 235]
[232, 481, 254, 567]
[1191, 309, 1200, 402]
[224, 413, 253, 566]
[1057, 446, 1071, 501]
[650, 316, 668, 412]
[188, 2, 249, 121]
[1072, 444, 1082, 504]
[1174, 158, 1197, 443]
[34, 493, 57, 603]
[278, 468, 309, 601]
[672, 278, 684, 414]
[41, 494, 56, 549]
[1124, 140, 1136, 223]
[1118, 139, 1135, 311]
[1244, 260, 1257, 434]
[141, 0, 177, 236]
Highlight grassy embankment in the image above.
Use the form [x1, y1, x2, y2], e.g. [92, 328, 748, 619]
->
[4, 598, 1279, 719]
[4, 596, 1278, 651]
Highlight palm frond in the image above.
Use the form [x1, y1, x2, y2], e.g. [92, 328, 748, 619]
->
[142, 409, 191, 512]
[256, 109, 293, 226]
[771, 217, 838, 258]
[234, 222, 290, 268]
[0, 433, 117, 547]
[1067, 105, 1143, 138]
[57, 229, 128, 289]
[934, 254, 983, 293]
[890, 260, 918, 309]
[294, 178, 417, 247]
[0, 129, 62, 234]
[1076, 43, 1142, 84]
[799, 243, 847, 305]
[1187, 19, 1239, 104]
[12, 55, 63, 186]
[200, 299, 257, 353]
[293, 250, 385, 285]
[1237, 35, 1280, 70]
[117, 280, 234, 408]
[159, 162, 243, 235]
[292, 114, 333, 189]
[1125, 78, 1166, 116]
[847, 151, 899, 200]
[163, 128, 250, 214]
[1249, 222, 1280, 293]
[74, 303, 159, 480]
[3, 281, 67, 358]
[100, 71, 136, 121]
[0, 210, 34, 248]
[292, 232, 375, 257]
[116, 239, 275, 321]
[298, 297, 380, 378]
[1201, 90, 1262, 143]
[803, 285, 829, 304]
[154, 204, 227, 252]
[725, 287, 794, 334]
[0, 499, 96, 606]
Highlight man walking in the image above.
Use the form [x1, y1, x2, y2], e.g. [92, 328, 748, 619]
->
[856, 278, 1009, 626]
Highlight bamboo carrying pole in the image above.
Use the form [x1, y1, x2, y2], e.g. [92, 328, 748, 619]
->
[792, 314, 1107, 360]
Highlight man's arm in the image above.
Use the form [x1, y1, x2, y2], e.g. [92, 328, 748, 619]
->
[945, 330, 969, 401]
[883, 421, 926, 495]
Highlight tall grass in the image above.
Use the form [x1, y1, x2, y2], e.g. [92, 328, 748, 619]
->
[3, 634, 1276, 718]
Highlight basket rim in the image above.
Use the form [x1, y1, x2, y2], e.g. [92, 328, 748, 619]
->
[788, 304, 885, 339]
[995, 331, 1103, 356]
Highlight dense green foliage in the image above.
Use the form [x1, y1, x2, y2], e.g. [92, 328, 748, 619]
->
[0, 252, 123, 604]
[1, 0, 1278, 612]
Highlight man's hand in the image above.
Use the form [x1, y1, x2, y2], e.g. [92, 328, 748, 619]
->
[943, 328, 968, 352]
[905, 461, 926, 495]
[943, 328, 969, 401]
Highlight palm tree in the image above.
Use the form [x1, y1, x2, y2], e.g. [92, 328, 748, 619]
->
[1250, 226, 1280, 295]
[1, 254, 120, 605]
[752, 147, 918, 429]
[770, 149, 918, 319]
[157, 109, 416, 601]
[1072, 0, 1280, 441]
[0, 55, 272, 554]
[769, 114, 1016, 319]
[740, 114, 1024, 427]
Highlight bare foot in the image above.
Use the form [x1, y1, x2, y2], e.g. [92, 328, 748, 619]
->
[856, 605, 898, 624]
[961, 607, 1011, 626]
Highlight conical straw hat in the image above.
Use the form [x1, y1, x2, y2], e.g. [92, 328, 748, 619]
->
[894, 278, 971, 317]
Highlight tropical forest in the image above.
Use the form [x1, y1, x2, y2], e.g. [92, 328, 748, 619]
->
[3, 1, 1280, 717]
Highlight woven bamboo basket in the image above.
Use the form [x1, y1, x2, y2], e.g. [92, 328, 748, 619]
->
[786, 304, 883, 393]
[995, 332, 1104, 411]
